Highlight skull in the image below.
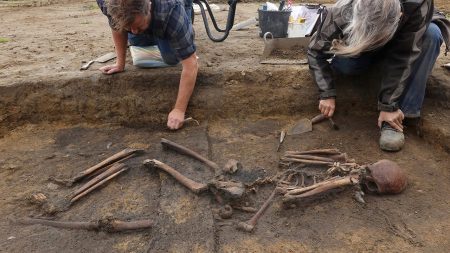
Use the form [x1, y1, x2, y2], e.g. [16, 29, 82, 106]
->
[362, 159, 407, 194]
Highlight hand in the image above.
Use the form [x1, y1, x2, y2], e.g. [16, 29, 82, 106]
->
[319, 98, 336, 117]
[99, 64, 124, 75]
[378, 110, 405, 132]
[167, 108, 185, 130]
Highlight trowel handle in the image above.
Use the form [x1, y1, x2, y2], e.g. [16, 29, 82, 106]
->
[80, 60, 94, 71]
[311, 114, 327, 124]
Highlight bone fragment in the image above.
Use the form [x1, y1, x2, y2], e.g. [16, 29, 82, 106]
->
[276, 130, 286, 152]
[282, 154, 336, 162]
[13, 217, 153, 232]
[282, 152, 347, 163]
[212, 180, 245, 199]
[281, 157, 355, 167]
[237, 188, 278, 232]
[30, 193, 48, 204]
[280, 176, 340, 195]
[285, 149, 341, 156]
[219, 205, 233, 219]
[161, 138, 220, 174]
[143, 159, 208, 194]
[72, 148, 143, 183]
[183, 117, 200, 126]
[328, 153, 348, 162]
[283, 176, 359, 203]
[71, 163, 125, 199]
[280, 158, 334, 165]
[71, 165, 128, 203]
[354, 191, 366, 204]
[223, 159, 242, 174]
[85, 154, 135, 180]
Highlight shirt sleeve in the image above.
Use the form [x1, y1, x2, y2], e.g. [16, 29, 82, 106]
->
[96, 0, 114, 28]
[164, 3, 196, 60]
[307, 7, 341, 99]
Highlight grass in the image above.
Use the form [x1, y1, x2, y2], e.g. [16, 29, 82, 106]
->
[80, 20, 91, 25]
[83, 3, 97, 11]
[0, 38, 9, 43]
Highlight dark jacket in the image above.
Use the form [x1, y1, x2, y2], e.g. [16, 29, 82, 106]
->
[308, 0, 449, 112]
[433, 11, 450, 54]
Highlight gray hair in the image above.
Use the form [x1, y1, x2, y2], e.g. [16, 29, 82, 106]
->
[106, 0, 151, 31]
[331, 0, 402, 57]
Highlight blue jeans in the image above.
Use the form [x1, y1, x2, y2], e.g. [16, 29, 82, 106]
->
[128, 0, 193, 65]
[331, 23, 443, 118]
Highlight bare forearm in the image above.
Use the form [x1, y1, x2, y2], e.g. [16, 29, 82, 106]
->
[111, 29, 128, 68]
[174, 54, 198, 112]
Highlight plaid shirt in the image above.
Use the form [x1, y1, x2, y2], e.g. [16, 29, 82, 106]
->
[97, 0, 196, 60]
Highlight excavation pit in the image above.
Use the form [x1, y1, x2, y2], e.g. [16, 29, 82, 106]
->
[1, 1, 450, 252]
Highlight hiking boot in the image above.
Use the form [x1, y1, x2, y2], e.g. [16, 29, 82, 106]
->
[379, 122, 405, 152]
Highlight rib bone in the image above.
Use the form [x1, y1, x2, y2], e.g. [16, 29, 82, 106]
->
[282, 154, 336, 162]
[285, 149, 340, 156]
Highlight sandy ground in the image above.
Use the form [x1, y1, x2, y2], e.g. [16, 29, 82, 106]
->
[0, 0, 449, 85]
[0, 1, 450, 253]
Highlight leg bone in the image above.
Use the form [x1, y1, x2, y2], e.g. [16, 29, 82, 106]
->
[143, 159, 208, 194]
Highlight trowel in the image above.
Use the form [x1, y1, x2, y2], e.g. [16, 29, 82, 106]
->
[287, 114, 338, 135]
[80, 52, 116, 71]
[232, 17, 258, 31]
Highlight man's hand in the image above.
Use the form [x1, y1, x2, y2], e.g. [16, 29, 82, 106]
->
[319, 98, 336, 117]
[378, 109, 405, 132]
[167, 108, 185, 130]
[101, 30, 127, 75]
[167, 53, 198, 130]
[99, 64, 125, 75]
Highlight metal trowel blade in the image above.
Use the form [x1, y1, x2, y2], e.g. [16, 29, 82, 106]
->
[287, 118, 312, 135]
[80, 52, 116, 70]
[94, 52, 117, 63]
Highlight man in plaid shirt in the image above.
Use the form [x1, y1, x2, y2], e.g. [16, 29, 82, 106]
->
[96, 0, 197, 130]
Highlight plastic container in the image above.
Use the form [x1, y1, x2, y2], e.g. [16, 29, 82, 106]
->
[129, 46, 169, 68]
[258, 9, 292, 38]
[287, 17, 308, 38]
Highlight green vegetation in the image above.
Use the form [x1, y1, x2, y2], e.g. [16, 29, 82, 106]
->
[0, 38, 9, 43]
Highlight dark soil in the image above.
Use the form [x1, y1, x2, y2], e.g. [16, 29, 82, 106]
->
[0, 1, 449, 252]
